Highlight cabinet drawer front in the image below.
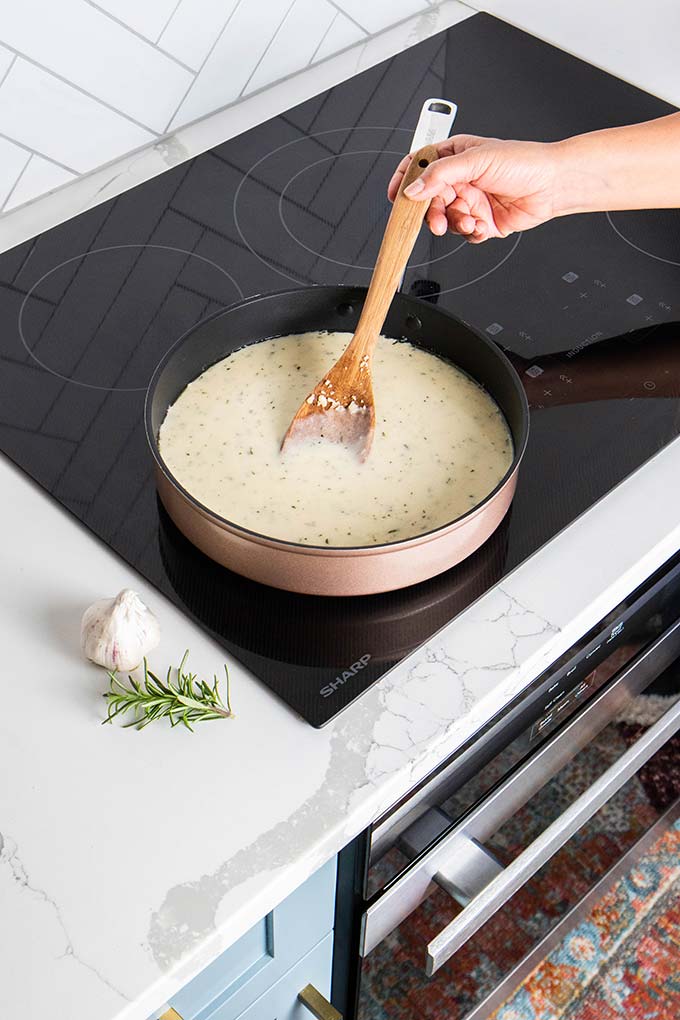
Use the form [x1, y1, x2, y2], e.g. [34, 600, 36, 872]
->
[219, 933, 333, 1020]
[166, 858, 336, 1020]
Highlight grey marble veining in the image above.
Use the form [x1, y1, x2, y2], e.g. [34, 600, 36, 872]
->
[0, 828, 130, 1003]
[148, 587, 559, 969]
[1, 8, 680, 1016]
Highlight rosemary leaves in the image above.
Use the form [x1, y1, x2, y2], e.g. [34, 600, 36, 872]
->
[103, 650, 233, 731]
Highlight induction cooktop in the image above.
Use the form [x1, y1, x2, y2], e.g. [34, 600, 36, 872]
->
[1, 14, 679, 726]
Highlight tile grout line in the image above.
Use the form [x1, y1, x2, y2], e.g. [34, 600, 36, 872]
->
[0, 0, 476, 220]
[325, 0, 369, 35]
[167, 36, 360, 140]
[308, 11, 339, 66]
[0, 130, 80, 175]
[0, 52, 17, 91]
[1, 46, 163, 138]
[162, 0, 245, 133]
[1, 153, 33, 213]
[155, 0, 187, 46]
[165, 4, 461, 142]
[238, 0, 298, 99]
[452, 0, 480, 14]
[228, 3, 468, 115]
[82, 0, 198, 74]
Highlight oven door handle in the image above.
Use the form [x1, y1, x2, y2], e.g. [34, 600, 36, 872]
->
[361, 618, 680, 958]
[425, 693, 680, 975]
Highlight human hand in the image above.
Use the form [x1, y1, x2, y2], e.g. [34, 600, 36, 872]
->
[388, 135, 561, 244]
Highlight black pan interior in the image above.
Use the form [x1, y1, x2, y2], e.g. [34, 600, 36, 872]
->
[147, 286, 529, 469]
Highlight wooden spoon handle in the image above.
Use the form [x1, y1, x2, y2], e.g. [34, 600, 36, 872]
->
[351, 143, 440, 355]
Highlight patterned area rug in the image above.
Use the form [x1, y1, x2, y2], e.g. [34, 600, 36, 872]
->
[490, 821, 680, 1020]
[359, 704, 680, 1020]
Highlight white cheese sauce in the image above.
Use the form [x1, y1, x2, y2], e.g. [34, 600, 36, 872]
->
[158, 331, 513, 547]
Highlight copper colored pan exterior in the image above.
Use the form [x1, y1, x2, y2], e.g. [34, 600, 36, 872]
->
[146, 286, 529, 596]
[155, 464, 519, 596]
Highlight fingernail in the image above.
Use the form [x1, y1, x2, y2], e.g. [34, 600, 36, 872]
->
[434, 220, 446, 236]
[404, 178, 425, 197]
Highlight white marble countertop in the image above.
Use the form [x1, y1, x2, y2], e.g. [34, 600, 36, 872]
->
[1, 5, 680, 1020]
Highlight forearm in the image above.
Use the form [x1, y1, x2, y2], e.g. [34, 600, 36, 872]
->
[552, 112, 680, 216]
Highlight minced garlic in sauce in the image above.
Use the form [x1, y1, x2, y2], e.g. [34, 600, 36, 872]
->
[158, 331, 513, 547]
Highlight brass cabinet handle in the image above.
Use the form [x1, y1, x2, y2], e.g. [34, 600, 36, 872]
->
[154, 982, 338, 1020]
[298, 984, 343, 1020]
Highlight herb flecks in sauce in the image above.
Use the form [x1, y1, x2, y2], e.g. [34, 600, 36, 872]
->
[159, 332, 513, 547]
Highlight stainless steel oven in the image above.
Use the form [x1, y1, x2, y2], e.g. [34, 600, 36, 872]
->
[330, 551, 680, 1020]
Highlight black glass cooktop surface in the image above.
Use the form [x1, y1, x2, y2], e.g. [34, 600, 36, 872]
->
[1, 14, 679, 726]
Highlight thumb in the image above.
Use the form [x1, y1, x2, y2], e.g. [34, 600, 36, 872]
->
[403, 152, 480, 201]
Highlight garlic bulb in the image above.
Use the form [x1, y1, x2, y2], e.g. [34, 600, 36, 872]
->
[80, 588, 161, 671]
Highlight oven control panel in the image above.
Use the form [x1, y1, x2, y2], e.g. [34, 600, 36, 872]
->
[526, 562, 680, 748]
[530, 675, 594, 743]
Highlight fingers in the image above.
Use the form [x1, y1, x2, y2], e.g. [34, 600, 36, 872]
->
[443, 197, 471, 234]
[446, 208, 476, 237]
[454, 183, 497, 242]
[450, 133, 497, 153]
[433, 135, 485, 159]
[403, 152, 479, 202]
[419, 182, 500, 242]
[388, 135, 494, 202]
[387, 140, 473, 200]
[425, 196, 448, 236]
[444, 206, 486, 241]
[388, 139, 502, 243]
[424, 195, 480, 240]
[387, 138, 483, 202]
[466, 223, 490, 244]
[387, 153, 412, 202]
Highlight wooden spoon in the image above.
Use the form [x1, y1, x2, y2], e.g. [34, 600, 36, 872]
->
[281, 143, 439, 461]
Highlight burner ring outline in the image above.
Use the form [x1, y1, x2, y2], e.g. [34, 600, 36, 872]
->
[233, 125, 521, 289]
[233, 126, 414, 286]
[436, 231, 522, 295]
[17, 244, 243, 392]
[606, 211, 680, 267]
[277, 150, 467, 270]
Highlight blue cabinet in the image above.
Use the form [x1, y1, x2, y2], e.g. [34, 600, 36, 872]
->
[152, 858, 337, 1020]
[207, 934, 333, 1020]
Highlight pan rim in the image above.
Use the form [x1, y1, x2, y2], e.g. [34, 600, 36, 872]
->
[145, 285, 529, 555]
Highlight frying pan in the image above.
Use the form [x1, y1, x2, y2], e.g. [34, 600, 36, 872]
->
[157, 500, 510, 666]
[145, 285, 529, 595]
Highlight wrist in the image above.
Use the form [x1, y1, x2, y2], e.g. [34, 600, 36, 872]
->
[548, 135, 610, 218]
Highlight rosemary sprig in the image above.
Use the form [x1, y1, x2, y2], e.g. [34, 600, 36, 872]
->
[102, 650, 233, 731]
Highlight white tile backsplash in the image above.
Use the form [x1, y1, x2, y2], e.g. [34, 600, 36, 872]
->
[92, 0, 182, 43]
[0, 43, 14, 84]
[0, 0, 192, 131]
[0, 60, 154, 173]
[333, 0, 429, 33]
[245, 0, 337, 94]
[168, 0, 294, 129]
[0, 0, 469, 223]
[3, 153, 75, 211]
[0, 137, 30, 209]
[1, 0, 676, 227]
[158, 0, 240, 71]
[0, 1, 473, 250]
[0, 0, 464, 223]
[312, 11, 365, 63]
